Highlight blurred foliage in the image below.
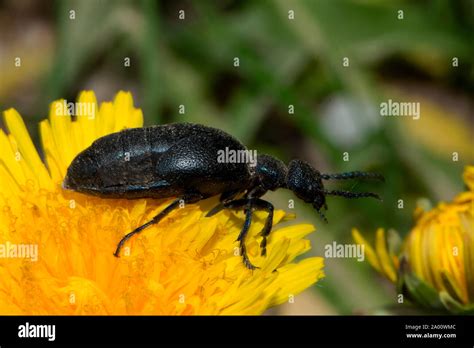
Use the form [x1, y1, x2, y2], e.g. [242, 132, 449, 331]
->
[0, 0, 473, 314]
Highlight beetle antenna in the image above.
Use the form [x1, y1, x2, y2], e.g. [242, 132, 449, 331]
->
[323, 189, 382, 201]
[321, 171, 384, 182]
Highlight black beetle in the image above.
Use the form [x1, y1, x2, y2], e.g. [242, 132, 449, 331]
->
[63, 123, 383, 269]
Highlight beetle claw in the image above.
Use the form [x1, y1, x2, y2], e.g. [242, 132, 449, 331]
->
[243, 258, 259, 270]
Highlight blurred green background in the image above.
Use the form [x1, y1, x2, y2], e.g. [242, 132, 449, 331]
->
[0, 0, 473, 314]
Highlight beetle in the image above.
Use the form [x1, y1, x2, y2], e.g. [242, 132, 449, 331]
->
[63, 123, 383, 269]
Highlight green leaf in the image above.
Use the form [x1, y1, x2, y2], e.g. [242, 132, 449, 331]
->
[439, 291, 474, 314]
[398, 259, 445, 311]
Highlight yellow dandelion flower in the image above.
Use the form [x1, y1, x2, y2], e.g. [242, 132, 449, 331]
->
[353, 166, 474, 313]
[0, 91, 324, 315]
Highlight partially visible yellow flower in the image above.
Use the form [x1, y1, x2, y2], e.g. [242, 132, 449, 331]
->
[353, 166, 474, 313]
[0, 90, 324, 315]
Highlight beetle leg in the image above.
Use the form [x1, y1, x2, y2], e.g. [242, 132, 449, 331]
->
[247, 186, 267, 199]
[206, 198, 249, 217]
[113, 193, 203, 257]
[220, 189, 241, 202]
[205, 204, 226, 217]
[207, 197, 275, 264]
[239, 205, 259, 270]
[205, 190, 243, 217]
[249, 199, 274, 257]
[205, 198, 259, 269]
[220, 198, 274, 257]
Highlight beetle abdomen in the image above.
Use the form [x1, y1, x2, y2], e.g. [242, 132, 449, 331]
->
[63, 123, 252, 199]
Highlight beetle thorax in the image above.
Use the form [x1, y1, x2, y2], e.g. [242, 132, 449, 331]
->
[254, 154, 288, 192]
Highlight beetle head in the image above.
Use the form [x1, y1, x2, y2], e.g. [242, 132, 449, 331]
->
[286, 159, 383, 222]
[286, 159, 328, 219]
